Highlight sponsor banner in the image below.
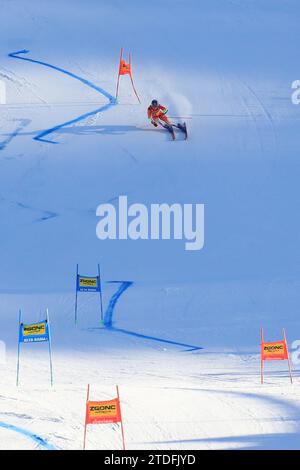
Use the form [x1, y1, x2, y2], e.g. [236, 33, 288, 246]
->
[19, 321, 49, 343]
[261, 340, 288, 360]
[77, 275, 100, 292]
[86, 399, 121, 424]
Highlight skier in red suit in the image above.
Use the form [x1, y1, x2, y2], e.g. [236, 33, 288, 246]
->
[147, 99, 171, 127]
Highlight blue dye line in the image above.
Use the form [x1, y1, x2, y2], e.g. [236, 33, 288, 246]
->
[110, 327, 203, 352]
[102, 281, 202, 351]
[0, 421, 56, 450]
[104, 281, 133, 327]
[8, 50, 115, 101]
[8, 50, 117, 143]
[33, 102, 114, 143]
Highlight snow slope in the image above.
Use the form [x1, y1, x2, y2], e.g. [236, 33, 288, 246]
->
[0, 0, 300, 449]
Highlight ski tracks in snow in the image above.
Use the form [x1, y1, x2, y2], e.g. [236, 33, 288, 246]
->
[0, 66, 49, 105]
[236, 76, 278, 154]
[0, 118, 31, 151]
[139, 386, 300, 450]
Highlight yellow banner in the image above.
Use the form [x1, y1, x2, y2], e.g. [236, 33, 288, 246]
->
[87, 399, 120, 423]
[23, 322, 46, 337]
[79, 277, 98, 288]
[89, 400, 118, 418]
[262, 341, 287, 359]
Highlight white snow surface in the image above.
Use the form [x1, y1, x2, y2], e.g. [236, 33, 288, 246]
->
[0, 0, 300, 450]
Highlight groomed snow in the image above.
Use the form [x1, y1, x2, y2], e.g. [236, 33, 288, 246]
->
[0, 0, 300, 449]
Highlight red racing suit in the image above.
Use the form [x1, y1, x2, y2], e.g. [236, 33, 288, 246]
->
[147, 104, 170, 125]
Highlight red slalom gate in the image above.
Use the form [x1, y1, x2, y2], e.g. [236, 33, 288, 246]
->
[83, 384, 126, 450]
[115, 47, 141, 103]
[260, 328, 293, 384]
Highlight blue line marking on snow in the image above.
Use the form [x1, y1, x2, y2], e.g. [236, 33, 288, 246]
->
[109, 327, 203, 352]
[8, 50, 115, 101]
[8, 50, 117, 143]
[104, 281, 133, 327]
[0, 421, 56, 450]
[102, 281, 202, 352]
[34, 102, 114, 143]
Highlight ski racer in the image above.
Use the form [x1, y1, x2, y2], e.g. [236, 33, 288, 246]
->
[147, 99, 171, 128]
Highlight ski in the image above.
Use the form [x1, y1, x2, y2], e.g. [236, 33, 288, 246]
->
[159, 122, 175, 140]
[166, 124, 176, 140]
[174, 122, 188, 140]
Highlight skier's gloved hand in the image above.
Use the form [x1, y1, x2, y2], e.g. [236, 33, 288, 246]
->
[151, 120, 158, 127]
